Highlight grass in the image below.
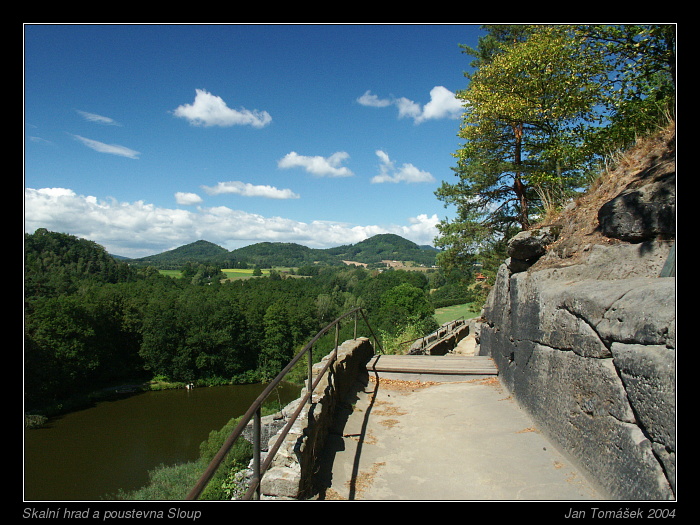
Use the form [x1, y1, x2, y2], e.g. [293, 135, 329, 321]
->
[434, 303, 481, 325]
[221, 268, 266, 280]
[159, 269, 183, 278]
[159, 268, 297, 280]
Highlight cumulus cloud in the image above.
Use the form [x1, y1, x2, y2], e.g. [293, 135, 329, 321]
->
[175, 192, 203, 205]
[76, 110, 121, 126]
[201, 181, 300, 200]
[358, 86, 463, 124]
[419, 86, 465, 122]
[173, 89, 272, 128]
[24, 187, 439, 258]
[71, 134, 140, 159]
[277, 151, 353, 178]
[370, 150, 435, 184]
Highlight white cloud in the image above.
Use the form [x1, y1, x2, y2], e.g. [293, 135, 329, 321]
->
[24, 187, 439, 258]
[76, 110, 120, 126]
[370, 150, 435, 184]
[201, 181, 300, 200]
[401, 213, 441, 243]
[173, 89, 272, 128]
[71, 134, 140, 159]
[175, 192, 203, 205]
[356, 90, 392, 108]
[29, 136, 54, 145]
[395, 97, 423, 120]
[358, 86, 463, 124]
[277, 151, 353, 178]
[417, 86, 465, 123]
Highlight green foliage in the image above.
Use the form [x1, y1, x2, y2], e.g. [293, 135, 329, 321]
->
[111, 461, 206, 500]
[444, 26, 605, 232]
[574, 24, 675, 152]
[24, 228, 138, 298]
[180, 261, 225, 285]
[229, 242, 340, 268]
[430, 281, 477, 309]
[375, 282, 438, 338]
[379, 322, 425, 355]
[258, 303, 294, 380]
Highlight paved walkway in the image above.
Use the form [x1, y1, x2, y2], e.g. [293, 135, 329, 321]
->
[313, 362, 606, 501]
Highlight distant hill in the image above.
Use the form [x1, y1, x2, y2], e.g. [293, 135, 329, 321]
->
[129, 240, 241, 269]
[127, 234, 439, 269]
[228, 242, 339, 268]
[326, 234, 438, 266]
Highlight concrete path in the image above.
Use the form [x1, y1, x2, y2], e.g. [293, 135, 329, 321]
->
[313, 371, 606, 501]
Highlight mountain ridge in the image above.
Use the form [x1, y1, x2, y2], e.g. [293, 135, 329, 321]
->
[126, 233, 440, 269]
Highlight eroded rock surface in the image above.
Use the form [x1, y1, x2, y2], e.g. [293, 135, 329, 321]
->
[479, 124, 676, 500]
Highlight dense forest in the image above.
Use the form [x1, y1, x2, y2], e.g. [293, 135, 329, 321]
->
[24, 229, 476, 413]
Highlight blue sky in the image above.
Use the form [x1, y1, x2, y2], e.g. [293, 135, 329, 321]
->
[24, 23, 484, 258]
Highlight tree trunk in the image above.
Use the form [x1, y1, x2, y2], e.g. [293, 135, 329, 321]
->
[512, 122, 530, 230]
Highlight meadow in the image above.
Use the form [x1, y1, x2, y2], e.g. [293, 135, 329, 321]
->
[222, 268, 268, 280]
[159, 268, 292, 280]
[433, 302, 481, 325]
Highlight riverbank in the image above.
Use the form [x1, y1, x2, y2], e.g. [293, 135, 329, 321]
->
[25, 381, 303, 500]
[24, 375, 297, 429]
[25, 378, 151, 428]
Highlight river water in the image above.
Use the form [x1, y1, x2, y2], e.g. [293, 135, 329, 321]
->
[24, 382, 300, 501]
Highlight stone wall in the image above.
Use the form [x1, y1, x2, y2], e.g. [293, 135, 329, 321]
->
[248, 337, 374, 499]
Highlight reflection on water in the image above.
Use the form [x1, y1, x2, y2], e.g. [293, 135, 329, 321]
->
[24, 383, 300, 501]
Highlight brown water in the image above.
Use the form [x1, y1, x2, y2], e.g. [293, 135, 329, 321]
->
[24, 383, 300, 501]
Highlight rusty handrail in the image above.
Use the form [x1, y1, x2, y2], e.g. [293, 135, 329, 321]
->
[185, 307, 383, 501]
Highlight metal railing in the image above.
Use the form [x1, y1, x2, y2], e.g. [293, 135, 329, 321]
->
[406, 316, 467, 354]
[185, 307, 383, 501]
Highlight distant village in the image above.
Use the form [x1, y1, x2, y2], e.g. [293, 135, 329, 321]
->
[341, 259, 436, 271]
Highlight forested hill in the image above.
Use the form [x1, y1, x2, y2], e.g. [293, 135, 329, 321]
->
[128, 240, 241, 269]
[127, 233, 439, 269]
[325, 234, 439, 265]
[25, 228, 138, 298]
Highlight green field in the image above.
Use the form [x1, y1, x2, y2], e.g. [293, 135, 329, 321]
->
[221, 268, 267, 280]
[434, 303, 481, 325]
[159, 270, 183, 278]
[159, 268, 297, 280]
[222, 268, 300, 280]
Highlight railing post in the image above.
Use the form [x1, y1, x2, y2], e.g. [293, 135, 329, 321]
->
[334, 322, 340, 356]
[307, 344, 313, 405]
[353, 311, 357, 339]
[253, 407, 261, 500]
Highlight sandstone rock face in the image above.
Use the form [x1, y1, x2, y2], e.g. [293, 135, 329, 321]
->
[506, 226, 559, 272]
[598, 170, 675, 243]
[479, 126, 676, 500]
